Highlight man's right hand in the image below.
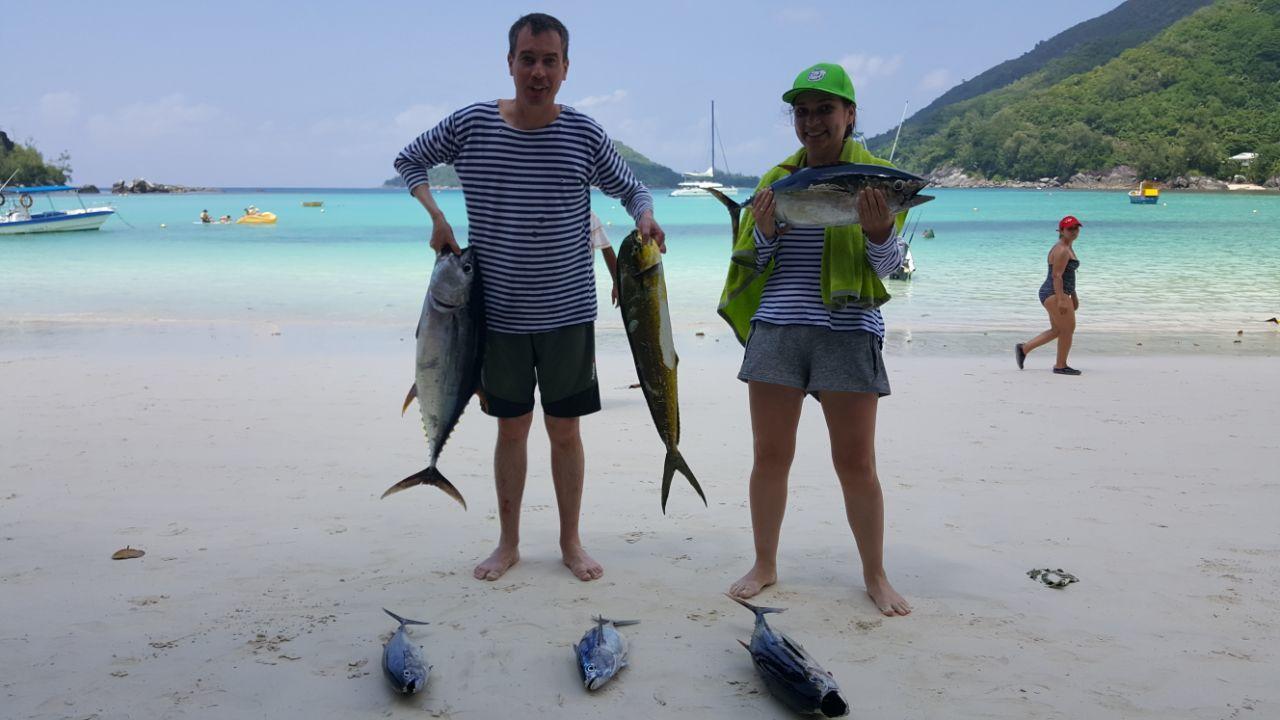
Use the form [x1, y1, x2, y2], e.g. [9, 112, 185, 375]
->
[431, 218, 461, 255]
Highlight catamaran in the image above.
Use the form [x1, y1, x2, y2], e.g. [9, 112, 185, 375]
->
[0, 185, 115, 235]
[670, 101, 739, 197]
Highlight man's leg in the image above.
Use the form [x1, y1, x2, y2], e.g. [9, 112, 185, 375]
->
[545, 415, 601, 580]
[474, 412, 532, 581]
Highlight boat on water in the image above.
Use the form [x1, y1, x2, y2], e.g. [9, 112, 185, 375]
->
[888, 242, 915, 281]
[1129, 180, 1159, 204]
[236, 205, 277, 224]
[670, 101, 739, 198]
[0, 185, 115, 235]
[301, 201, 323, 207]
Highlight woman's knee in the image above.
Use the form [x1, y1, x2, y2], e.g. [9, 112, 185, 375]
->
[753, 437, 796, 471]
[832, 451, 878, 490]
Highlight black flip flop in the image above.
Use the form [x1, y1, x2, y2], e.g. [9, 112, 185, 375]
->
[1015, 343, 1026, 370]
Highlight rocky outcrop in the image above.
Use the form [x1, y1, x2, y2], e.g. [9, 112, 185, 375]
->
[1167, 175, 1230, 190]
[77, 184, 100, 194]
[111, 178, 214, 194]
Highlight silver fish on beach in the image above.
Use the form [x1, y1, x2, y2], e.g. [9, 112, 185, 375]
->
[382, 608, 430, 695]
[574, 615, 639, 691]
[708, 162, 933, 240]
[381, 248, 484, 508]
[729, 595, 849, 717]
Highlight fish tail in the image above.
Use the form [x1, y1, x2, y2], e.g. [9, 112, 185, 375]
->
[380, 465, 468, 509]
[661, 449, 706, 514]
[706, 187, 743, 245]
[400, 383, 418, 416]
[726, 593, 786, 617]
[383, 608, 429, 626]
[593, 615, 640, 627]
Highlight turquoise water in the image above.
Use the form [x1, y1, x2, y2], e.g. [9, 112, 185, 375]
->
[3, 188, 1278, 353]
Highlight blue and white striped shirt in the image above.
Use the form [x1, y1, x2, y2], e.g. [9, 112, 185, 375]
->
[752, 226, 903, 336]
[394, 101, 653, 333]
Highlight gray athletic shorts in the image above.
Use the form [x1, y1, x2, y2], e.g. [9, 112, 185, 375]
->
[738, 322, 891, 397]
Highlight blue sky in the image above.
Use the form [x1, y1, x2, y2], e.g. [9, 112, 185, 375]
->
[5, 0, 1124, 186]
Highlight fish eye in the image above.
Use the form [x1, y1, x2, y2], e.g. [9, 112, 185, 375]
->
[462, 263, 473, 273]
[585, 664, 596, 673]
[892, 180, 904, 191]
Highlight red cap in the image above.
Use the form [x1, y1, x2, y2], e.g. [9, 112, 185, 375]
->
[1058, 215, 1083, 230]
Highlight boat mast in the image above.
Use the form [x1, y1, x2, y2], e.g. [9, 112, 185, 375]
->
[888, 100, 909, 162]
[710, 100, 716, 179]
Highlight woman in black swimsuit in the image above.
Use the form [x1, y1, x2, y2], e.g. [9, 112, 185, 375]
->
[1016, 216, 1083, 375]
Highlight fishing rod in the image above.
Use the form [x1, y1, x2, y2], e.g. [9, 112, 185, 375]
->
[0, 169, 19, 195]
[887, 100, 909, 163]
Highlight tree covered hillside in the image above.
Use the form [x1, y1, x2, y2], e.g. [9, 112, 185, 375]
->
[0, 130, 72, 186]
[866, 0, 1213, 151]
[880, 0, 1280, 182]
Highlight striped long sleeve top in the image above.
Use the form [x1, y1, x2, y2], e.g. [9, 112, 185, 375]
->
[394, 101, 653, 333]
[751, 226, 904, 337]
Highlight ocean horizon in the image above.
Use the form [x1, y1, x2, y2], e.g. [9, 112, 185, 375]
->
[4, 187, 1278, 357]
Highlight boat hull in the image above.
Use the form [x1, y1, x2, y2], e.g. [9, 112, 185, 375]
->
[0, 209, 114, 235]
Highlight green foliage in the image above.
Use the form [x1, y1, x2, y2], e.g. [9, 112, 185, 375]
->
[879, 0, 1280, 181]
[0, 131, 72, 186]
[867, 0, 1213, 151]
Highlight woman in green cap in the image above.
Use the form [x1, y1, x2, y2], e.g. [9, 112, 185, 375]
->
[722, 62, 911, 616]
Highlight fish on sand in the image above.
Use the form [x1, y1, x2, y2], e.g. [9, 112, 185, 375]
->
[729, 595, 849, 718]
[573, 615, 639, 691]
[382, 608, 430, 695]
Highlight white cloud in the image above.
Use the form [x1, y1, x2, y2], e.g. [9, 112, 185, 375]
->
[837, 54, 904, 90]
[776, 7, 820, 23]
[86, 94, 225, 146]
[394, 104, 449, 135]
[919, 68, 953, 93]
[572, 89, 628, 109]
[39, 92, 80, 124]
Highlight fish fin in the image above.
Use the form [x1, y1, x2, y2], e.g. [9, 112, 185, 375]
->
[592, 615, 640, 627]
[661, 449, 706, 514]
[706, 187, 743, 248]
[401, 383, 418, 416]
[381, 466, 468, 509]
[725, 593, 787, 617]
[383, 608, 430, 626]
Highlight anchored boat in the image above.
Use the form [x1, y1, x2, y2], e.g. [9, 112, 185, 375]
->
[1128, 180, 1159, 204]
[0, 185, 115, 235]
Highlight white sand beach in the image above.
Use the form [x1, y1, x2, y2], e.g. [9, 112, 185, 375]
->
[2, 325, 1278, 719]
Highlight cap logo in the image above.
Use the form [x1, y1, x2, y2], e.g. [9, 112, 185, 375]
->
[807, 69, 827, 81]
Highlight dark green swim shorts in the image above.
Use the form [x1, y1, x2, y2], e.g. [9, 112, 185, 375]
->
[481, 322, 601, 418]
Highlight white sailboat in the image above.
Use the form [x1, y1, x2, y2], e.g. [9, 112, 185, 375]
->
[670, 101, 739, 197]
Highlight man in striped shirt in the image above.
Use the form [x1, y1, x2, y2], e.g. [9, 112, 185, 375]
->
[394, 13, 663, 583]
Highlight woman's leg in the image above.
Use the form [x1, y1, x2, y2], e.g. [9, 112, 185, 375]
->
[1053, 296, 1077, 369]
[1021, 297, 1060, 355]
[820, 391, 911, 616]
[728, 381, 806, 599]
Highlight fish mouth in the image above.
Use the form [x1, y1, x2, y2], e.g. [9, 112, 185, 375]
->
[820, 690, 848, 717]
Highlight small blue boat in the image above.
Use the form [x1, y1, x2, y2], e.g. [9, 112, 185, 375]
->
[0, 185, 115, 235]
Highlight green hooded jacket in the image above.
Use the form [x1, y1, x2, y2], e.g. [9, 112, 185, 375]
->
[717, 139, 907, 345]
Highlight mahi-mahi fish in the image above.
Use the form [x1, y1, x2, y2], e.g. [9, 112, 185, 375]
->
[708, 162, 933, 241]
[573, 615, 639, 691]
[729, 595, 849, 718]
[382, 608, 430, 694]
[616, 231, 706, 513]
[381, 248, 484, 508]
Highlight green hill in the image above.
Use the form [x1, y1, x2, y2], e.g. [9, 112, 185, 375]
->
[0, 130, 72, 186]
[874, 0, 1280, 183]
[384, 140, 758, 189]
[867, 0, 1213, 153]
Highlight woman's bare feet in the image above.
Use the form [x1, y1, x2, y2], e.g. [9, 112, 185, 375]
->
[473, 545, 520, 581]
[729, 563, 777, 599]
[866, 572, 911, 616]
[562, 543, 603, 581]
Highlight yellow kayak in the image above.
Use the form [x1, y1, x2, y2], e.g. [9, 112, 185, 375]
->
[236, 212, 277, 224]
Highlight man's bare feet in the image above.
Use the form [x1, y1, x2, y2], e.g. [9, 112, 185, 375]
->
[729, 563, 777, 599]
[473, 545, 519, 581]
[561, 543, 603, 581]
[866, 572, 911, 616]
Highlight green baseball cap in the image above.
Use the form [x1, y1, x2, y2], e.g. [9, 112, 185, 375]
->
[782, 63, 856, 104]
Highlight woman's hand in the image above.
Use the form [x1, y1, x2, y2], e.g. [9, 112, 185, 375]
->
[1058, 295, 1072, 315]
[1072, 294, 1080, 311]
[753, 189, 779, 239]
[857, 187, 895, 244]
